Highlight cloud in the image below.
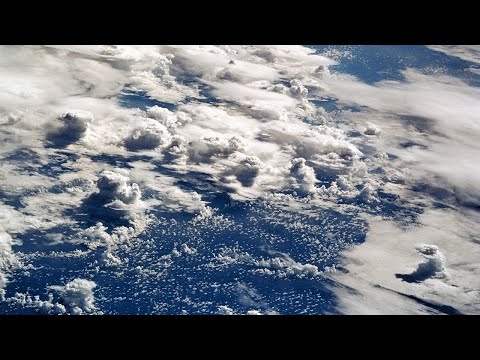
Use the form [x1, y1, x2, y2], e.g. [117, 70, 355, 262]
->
[288, 79, 309, 99]
[329, 208, 480, 314]
[217, 305, 235, 315]
[124, 122, 171, 152]
[289, 158, 317, 195]
[322, 68, 480, 206]
[225, 154, 264, 187]
[268, 79, 309, 99]
[96, 170, 142, 206]
[427, 45, 480, 64]
[255, 254, 321, 278]
[50, 278, 97, 315]
[397, 244, 448, 282]
[1, 44, 479, 315]
[47, 110, 94, 147]
[262, 120, 361, 162]
[0, 231, 21, 296]
[146, 106, 192, 130]
[187, 136, 246, 164]
[364, 122, 381, 135]
[164, 135, 188, 162]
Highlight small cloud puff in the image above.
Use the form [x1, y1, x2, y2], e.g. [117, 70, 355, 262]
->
[364, 122, 382, 136]
[164, 135, 188, 162]
[357, 183, 377, 202]
[289, 79, 308, 99]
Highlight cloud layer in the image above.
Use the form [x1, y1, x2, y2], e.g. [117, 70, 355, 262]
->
[0, 45, 479, 314]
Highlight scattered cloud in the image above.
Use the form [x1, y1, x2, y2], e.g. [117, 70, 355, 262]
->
[0, 45, 478, 314]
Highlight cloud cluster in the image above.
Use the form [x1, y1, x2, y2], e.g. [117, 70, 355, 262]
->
[410, 244, 448, 280]
[50, 278, 97, 315]
[225, 154, 264, 187]
[0, 231, 21, 296]
[268, 79, 308, 99]
[289, 158, 317, 195]
[1, 45, 479, 314]
[124, 118, 172, 151]
[255, 254, 321, 278]
[47, 110, 94, 147]
[146, 106, 191, 130]
[329, 208, 480, 314]
[96, 170, 142, 207]
[188, 136, 246, 164]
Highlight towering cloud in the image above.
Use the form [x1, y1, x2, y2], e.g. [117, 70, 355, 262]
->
[289, 158, 317, 195]
[230, 155, 264, 187]
[124, 118, 172, 151]
[96, 170, 142, 206]
[409, 244, 448, 281]
[50, 278, 97, 315]
[47, 110, 94, 146]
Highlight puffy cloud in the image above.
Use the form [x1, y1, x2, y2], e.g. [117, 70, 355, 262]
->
[96, 170, 142, 206]
[146, 106, 192, 129]
[289, 158, 317, 195]
[78, 169, 146, 233]
[79, 215, 151, 255]
[268, 79, 308, 99]
[403, 244, 448, 281]
[262, 120, 361, 162]
[357, 183, 378, 202]
[268, 83, 289, 94]
[255, 254, 321, 278]
[124, 118, 172, 151]
[188, 136, 246, 163]
[47, 110, 94, 146]
[364, 122, 381, 135]
[289, 79, 308, 99]
[59, 111, 94, 135]
[164, 135, 188, 162]
[50, 278, 97, 315]
[229, 155, 264, 187]
[156, 187, 206, 214]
